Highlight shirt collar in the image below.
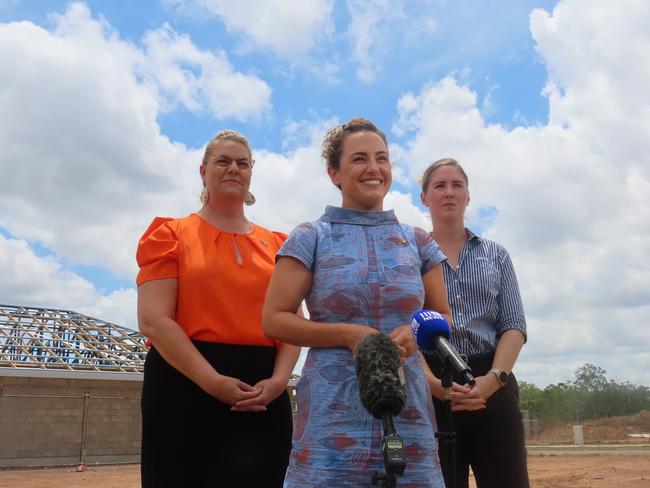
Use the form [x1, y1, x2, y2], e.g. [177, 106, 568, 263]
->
[321, 205, 398, 226]
[465, 228, 482, 242]
[430, 227, 482, 242]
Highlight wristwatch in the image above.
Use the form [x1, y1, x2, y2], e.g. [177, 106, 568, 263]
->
[488, 368, 509, 387]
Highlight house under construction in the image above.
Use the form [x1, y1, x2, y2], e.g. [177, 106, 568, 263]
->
[0, 304, 147, 468]
[0, 304, 300, 468]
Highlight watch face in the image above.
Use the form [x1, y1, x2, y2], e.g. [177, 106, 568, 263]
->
[498, 371, 509, 385]
[491, 368, 509, 386]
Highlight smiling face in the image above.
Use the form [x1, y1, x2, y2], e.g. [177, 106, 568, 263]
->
[420, 164, 470, 224]
[200, 139, 252, 203]
[327, 131, 392, 211]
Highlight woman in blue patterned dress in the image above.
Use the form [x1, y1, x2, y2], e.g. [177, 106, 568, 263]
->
[263, 118, 449, 487]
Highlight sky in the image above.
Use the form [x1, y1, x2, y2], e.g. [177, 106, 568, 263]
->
[1, 0, 649, 388]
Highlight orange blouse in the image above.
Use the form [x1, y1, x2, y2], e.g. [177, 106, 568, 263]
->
[136, 213, 287, 346]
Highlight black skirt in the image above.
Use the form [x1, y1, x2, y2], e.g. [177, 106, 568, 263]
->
[141, 341, 293, 488]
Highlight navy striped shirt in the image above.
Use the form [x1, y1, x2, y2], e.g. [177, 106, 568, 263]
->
[440, 229, 527, 357]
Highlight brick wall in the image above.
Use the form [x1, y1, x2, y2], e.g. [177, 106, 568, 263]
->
[0, 372, 298, 468]
[0, 374, 142, 468]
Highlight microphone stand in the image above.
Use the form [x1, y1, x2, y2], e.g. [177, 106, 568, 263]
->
[435, 358, 457, 488]
[371, 412, 406, 487]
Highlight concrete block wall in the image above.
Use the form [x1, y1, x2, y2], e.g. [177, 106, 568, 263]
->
[0, 373, 298, 468]
[84, 395, 141, 460]
[0, 374, 142, 467]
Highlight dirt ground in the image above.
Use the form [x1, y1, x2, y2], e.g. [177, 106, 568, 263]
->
[1, 453, 649, 488]
[528, 410, 650, 445]
[2, 413, 648, 487]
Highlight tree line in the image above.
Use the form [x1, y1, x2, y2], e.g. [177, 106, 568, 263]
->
[519, 363, 650, 424]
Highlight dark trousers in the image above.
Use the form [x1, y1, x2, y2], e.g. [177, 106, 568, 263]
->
[140, 342, 293, 488]
[429, 354, 529, 488]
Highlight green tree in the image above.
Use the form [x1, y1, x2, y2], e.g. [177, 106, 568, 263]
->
[520, 363, 650, 426]
[519, 381, 543, 413]
[573, 363, 608, 392]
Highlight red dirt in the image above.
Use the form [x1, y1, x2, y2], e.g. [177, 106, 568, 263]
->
[2, 413, 649, 487]
[1, 455, 649, 488]
[529, 410, 650, 445]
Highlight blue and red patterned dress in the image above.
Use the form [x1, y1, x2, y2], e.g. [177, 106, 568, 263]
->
[278, 206, 446, 487]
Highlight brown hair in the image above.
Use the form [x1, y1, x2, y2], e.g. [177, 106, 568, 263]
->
[420, 157, 468, 193]
[321, 117, 388, 170]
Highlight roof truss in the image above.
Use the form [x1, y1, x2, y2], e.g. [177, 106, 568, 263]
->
[0, 304, 146, 373]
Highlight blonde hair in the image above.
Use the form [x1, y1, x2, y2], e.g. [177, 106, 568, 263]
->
[202, 130, 252, 166]
[420, 157, 468, 192]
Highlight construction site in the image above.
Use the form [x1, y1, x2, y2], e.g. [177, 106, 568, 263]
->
[0, 304, 146, 468]
[1, 303, 648, 487]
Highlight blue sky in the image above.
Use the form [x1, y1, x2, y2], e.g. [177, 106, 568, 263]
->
[1, 0, 553, 153]
[1, 0, 649, 388]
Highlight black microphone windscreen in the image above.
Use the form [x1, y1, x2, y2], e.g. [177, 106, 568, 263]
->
[354, 333, 406, 418]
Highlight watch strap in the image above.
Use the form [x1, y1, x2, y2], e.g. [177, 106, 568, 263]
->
[488, 367, 509, 386]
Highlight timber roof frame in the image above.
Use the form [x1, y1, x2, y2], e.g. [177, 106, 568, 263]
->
[0, 304, 146, 373]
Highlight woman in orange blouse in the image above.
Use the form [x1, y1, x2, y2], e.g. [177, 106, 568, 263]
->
[136, 130, 300, 487]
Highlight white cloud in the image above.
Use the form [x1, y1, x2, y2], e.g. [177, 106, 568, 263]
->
[141, 23, 271, 120]
[281, 116, 339, 153]
[0, 2, 271, 281]
[390, 0, 650, 386]
[1, 0, 649, 389]
[182, 0, 334, 59]
[530, 0, 650, 179]
[247, 142, 340, 233]
[346, 0, 438, 82]
[385, 191, 429, 229]
[0, 234, 137, 328]
[346, 0, 391, 82]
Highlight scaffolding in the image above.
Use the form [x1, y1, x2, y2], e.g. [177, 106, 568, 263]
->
[0, 304, 146, 373]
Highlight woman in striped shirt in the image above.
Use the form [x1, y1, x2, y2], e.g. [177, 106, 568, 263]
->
[420, 158, 529, 488]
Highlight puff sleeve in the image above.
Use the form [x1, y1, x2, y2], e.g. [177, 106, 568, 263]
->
[271, 231, 288, 251]
[136, 217, 180, 286]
